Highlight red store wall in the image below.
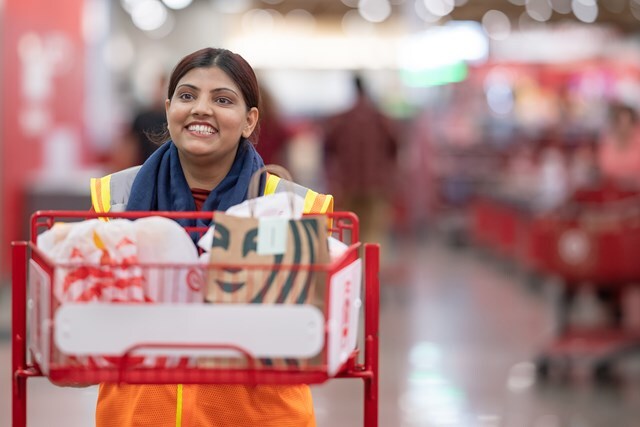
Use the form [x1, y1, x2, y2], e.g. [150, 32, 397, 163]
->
[1, 0, 89, 276]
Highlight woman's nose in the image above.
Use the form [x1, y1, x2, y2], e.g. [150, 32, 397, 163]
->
[192, 98, 213, 115]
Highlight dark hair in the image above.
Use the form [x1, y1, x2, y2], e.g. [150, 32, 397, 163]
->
[151, 47, 261, 144]
[609, 101, 638, 125]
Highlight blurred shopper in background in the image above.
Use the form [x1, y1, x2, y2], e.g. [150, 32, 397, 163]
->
[256, 84, 291, 166]
[597, 102, 640, 188]
[323, 73, 400, 244]
[110, 74, 167, 171]
[89, 47, 332, 427]
[567, 143, 599, 192]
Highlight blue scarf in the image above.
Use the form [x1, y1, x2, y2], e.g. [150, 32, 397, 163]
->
[126, 139, 265, 229]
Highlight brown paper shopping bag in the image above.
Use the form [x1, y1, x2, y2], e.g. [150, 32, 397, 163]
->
[201, 165, 331, 369]
[205, 211, 330, 306]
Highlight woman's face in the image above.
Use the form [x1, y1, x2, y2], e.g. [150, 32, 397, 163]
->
[165, 66, 258, 164]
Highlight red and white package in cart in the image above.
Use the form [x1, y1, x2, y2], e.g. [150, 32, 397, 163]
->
[36, 216, 202, 370]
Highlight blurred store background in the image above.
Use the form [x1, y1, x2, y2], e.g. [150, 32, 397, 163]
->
[3, 0, 640, 426]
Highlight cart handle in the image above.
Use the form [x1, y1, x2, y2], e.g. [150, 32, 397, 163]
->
[117, 342, 257, 385]
[30, 210, 360, 245]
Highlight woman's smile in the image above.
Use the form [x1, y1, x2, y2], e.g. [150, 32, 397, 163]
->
[186, 123, 218, 137]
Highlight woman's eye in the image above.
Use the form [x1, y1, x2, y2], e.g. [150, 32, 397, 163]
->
[179, 93, 194, 101]
[216, 97, 232, 105]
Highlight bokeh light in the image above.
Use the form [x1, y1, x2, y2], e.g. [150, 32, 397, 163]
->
[423, 0, 455, 17]
[161, 0, 192, 10]
[358, 0, 392, 23]
[130, 0, 167, 31]
[482, 10, 511, 40]
[549, 0, 572, 14]
[526, 0, 553, 22]
[414, 0, 442, 23]
[572, 0, 598, 24]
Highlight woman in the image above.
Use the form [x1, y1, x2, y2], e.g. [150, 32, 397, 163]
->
[90, 47, 333, 427]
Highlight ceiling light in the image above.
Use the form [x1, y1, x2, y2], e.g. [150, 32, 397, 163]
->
[131, 0, 167, 31]
[341, 0, 359, 7]
[526, 0, 552, 22]
[423, 0, 454, 17]
[482, 10, 511, 40]
[358, 0, 392, 23]
[549, 0, 572, 14]
[518, 11, 545, 30]
[146, 9, 175, 38]
[161, 0, 192, 10]
[572, 0, 598, 23]
[414, 0, 441, 22]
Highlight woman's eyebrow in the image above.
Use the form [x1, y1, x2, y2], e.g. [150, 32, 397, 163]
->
[176, 84, 238, 96]
[176, 83, 199, 91]
[211, 87, 239, 96]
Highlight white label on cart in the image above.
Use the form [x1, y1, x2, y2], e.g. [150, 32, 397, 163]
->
[327, 259, 362, 376]
[28, 260, 51, 375]
[54, 303, 324, 358]
[258, 217, 288, 255]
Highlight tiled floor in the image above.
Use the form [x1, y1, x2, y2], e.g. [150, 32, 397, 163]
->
[2, 232, 640, 426]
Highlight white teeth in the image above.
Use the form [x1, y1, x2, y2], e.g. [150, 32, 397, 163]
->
[188, 124, 215, 135]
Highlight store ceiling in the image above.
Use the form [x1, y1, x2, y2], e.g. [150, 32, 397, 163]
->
[260, 0, 640, 34]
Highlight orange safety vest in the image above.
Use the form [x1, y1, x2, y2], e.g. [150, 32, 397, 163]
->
[89, 169, 333, 427]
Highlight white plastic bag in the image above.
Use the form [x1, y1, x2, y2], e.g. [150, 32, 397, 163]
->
[133, 216, 202, 302]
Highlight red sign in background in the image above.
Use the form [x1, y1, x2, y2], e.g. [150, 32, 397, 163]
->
[1, 0, 89, 276]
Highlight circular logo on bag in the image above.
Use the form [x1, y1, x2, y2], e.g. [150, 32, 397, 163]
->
[186, 268, 203, 292]
[558, 229, 590, 265]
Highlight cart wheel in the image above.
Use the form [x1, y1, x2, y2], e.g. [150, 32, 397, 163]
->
[535, 356, 551, 380]
[535, 355, 572, 382]
[593, 361, 616, 384]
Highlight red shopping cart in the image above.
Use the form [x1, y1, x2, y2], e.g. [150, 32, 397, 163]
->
[525, 191, 640, 381]
[11, 210, 380, 426]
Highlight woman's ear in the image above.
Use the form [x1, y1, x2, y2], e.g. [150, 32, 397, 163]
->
[242, 107, 259, 138]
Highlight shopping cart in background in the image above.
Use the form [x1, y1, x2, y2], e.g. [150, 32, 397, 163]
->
[470, 181, 640, 381]
[11, 210, 380, 426]
[526, 186, 640, 381]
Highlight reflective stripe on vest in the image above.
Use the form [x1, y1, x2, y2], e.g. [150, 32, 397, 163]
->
[264, 173, 334, 214]
[90, 175, 111, 213]
[90, 169, 333, 215]
[90, 165, 141, 214]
